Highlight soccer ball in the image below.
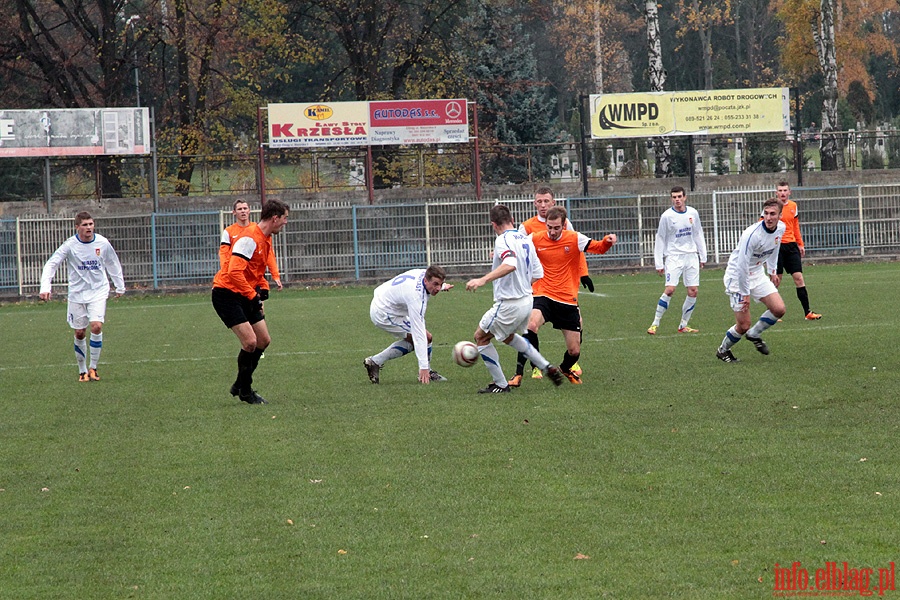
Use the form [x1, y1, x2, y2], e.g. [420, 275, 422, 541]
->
[452, 341, 479, 367]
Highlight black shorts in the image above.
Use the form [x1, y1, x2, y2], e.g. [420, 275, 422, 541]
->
[777, 242, 803, 275]
[532, 296, 582, 332]
[211, 287, 264, 328]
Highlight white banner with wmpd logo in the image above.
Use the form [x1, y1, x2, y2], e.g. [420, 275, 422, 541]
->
[589, 88, 790, 139]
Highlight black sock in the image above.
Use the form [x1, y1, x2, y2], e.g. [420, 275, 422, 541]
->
[797, 286, 811, 314]
[560, 351, 580, 372]
[237, 349, 255, 394]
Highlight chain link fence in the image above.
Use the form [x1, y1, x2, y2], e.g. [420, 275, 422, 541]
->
[3, 184, 898, 298]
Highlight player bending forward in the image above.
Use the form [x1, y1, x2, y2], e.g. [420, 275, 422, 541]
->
[716, 198, 787, 363]
[364, 265, 452, 385]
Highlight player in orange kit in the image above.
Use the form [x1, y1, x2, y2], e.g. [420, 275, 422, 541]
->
[518, 186, 592, 378]
[774, 181, 821, 320]
[509, 206, 616, 386]
[212, 199, 289, 405]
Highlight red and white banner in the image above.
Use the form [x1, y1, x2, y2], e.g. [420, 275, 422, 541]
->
[368, 99, 468, 145]
[267, 99, 468, 148]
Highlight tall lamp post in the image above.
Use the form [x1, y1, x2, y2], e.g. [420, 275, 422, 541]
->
[126, 15, 141, 107]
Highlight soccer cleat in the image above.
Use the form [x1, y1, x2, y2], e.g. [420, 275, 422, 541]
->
[531, 367, 543, 380]
[562, 369, 582, 384]
[716, 348, 740, 363]
[477, 383, 511, 394]
[745, 335, 770, 355]
[647, 324, 658, 335]
[571, 362, 583, 376]
[544, 365, 565, 387]
[677, 326, 699, 333]
[805, 311, 822, 320]
[88, 368, 100, 381]
[508, 374, 523, 388]
[239, 390, 268, 405]
[79, 372, 90, 382]
[363, 357, 380, 384]
[230, 382, 240, 397]
[428, 370, 447, 382]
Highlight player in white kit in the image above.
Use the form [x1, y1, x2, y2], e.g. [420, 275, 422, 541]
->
[716, 198, 787, 362]
[465, 204, 564, 393]
[40, 212, 125, 381]
[364, 265, 452, 384]
[647, 186, 707, 334]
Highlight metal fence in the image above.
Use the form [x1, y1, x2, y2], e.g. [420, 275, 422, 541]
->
[3, 184, 899, 297]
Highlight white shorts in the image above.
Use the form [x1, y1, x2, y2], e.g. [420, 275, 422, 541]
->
[478, 296, 532, 342]
[724, 272, 778, 311]
[665, 253, 701, 288]
[370, 303, 411, 339]
[67, 298, 107, 329]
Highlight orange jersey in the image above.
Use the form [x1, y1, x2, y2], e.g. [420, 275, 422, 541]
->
[213, 223, 272, 299]
[530, 229, 613, 304]
[779, 200, 804, 247]
[220, 222, 280, 285]
[520, 214, 589, 277]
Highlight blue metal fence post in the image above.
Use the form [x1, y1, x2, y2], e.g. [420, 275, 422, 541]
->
[352, 205, 360, 281]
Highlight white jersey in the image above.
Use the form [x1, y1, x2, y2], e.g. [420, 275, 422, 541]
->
[40, 233, 125, 303]
[491, 228, 543, 301]
[654, 206, 707, 270]
[371, 268, 433, 370]
[724, 220, 786, 297]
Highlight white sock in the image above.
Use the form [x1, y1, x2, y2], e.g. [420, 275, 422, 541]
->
[477, 342, 507, 387]
[74, 336, 87, 373]
[719, 326, 741, 351]
[89, 333, 102, 369]
[653, 293, 671, 325]
[680, 296, 697, 328]
[372, 340, 413, 365]
[747, 310, 778, 338]
[507, 334, 549, 370]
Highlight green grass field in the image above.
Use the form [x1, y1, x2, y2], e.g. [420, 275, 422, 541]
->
[2, 262, 899, 599]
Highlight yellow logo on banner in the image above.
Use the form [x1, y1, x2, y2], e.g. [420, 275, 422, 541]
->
[304, 105, 334, 121]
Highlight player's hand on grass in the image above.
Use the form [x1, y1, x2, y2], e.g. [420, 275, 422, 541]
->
[418, 368, 431, 384]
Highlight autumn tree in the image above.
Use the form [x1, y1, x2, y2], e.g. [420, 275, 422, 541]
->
[147, 0, 300, 194]
[645, 0, 672, 177]
[546, 0, 637, 96]
[0, 0, 147, 196]
[289, 0, 468, 101]
[675, 0, 732, 90]
[460, 1, 560, 183]
[777, 0, 897, 170]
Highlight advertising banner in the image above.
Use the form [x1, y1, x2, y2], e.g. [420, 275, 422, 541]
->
[268, 102, 370, 148]
[0, 107, 150, 157]
[589, 88, 790, 139]
[368, 99, 468, 145]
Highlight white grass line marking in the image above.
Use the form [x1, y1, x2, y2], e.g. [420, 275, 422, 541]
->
[1, 321, 878, 373]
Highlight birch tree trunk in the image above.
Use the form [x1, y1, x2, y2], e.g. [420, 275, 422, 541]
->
[646, 0, 672, 177]
[813, 0, 844, 170]
[594, 0, 603, 91]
